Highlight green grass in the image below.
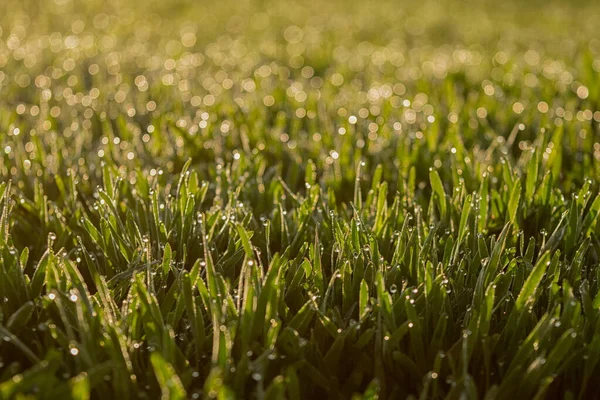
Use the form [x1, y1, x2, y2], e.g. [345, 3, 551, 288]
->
[2, 0, 600, 398]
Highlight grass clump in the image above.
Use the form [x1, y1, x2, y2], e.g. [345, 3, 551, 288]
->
[2, 0, 600, 398]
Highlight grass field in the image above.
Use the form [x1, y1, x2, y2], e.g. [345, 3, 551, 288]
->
[2, 0, 600, 398]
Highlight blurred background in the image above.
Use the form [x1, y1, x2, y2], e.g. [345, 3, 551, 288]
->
[2, 0, 599, 99]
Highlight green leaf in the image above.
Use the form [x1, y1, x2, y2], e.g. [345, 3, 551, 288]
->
[525, 149, 539, 203]
[430, 169, 447, 220]
[507, 178, 521, 227]
[359, 279, 369, 320]
[150, 352, 186, 400]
